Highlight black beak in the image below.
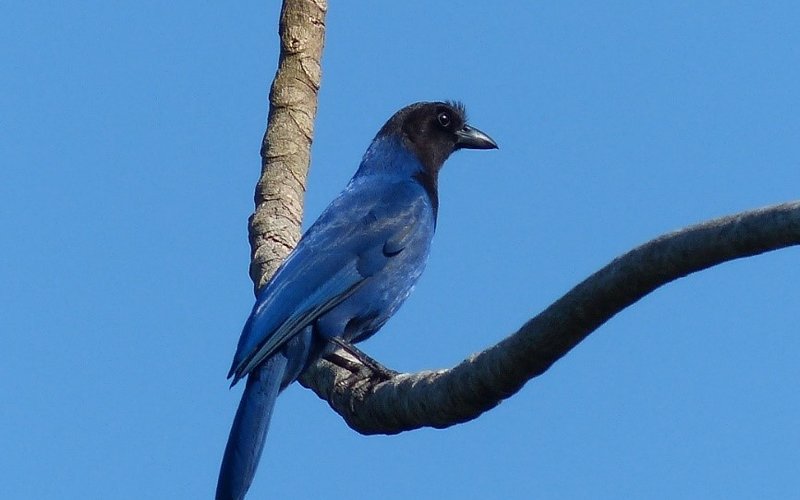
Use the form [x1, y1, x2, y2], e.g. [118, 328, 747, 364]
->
[455, 124, 498, 150]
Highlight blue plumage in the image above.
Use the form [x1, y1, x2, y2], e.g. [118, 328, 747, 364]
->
[217, 102, 496, 500]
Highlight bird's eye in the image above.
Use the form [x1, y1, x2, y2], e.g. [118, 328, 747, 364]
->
[437, 112, 451, 128]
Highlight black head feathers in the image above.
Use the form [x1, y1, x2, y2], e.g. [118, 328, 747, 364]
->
[377, 101, 497, 174]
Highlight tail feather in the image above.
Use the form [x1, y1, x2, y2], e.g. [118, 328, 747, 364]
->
[216, 356, 287, 500]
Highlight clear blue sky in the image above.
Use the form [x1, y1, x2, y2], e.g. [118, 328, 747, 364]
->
[3, 2, 799, 499]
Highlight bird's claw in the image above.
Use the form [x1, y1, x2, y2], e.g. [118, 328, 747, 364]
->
[326, 337, 399, 383]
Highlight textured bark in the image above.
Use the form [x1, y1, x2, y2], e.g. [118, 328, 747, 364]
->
[249, 0, 327, 293]
[297, 202, 800, 434]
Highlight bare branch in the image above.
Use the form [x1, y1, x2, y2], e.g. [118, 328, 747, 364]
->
[299, 201, 800, 434]
[248, 0, 797, 444]
[249, 0, 327, 292]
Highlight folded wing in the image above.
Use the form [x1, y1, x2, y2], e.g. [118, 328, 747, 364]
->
[227, 179, 431, 385]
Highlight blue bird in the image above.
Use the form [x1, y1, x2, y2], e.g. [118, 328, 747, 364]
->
[216, 101, 497, 500]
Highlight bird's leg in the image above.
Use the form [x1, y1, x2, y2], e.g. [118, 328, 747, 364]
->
[325, 337, 399, 382]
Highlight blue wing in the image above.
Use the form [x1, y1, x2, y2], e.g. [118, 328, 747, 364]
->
[227, 177, 433, 385]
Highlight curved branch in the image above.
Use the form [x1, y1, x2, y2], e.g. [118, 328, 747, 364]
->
[248, 0, 797, 443]
[248, 0, 326, 292]
[299, 201, 800, 435]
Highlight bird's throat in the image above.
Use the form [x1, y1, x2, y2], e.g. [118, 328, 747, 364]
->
[413, 170, 439, 221]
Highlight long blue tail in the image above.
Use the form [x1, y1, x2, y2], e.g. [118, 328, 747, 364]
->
[216, 355, 287, 500]
[216, 327, 314, 500]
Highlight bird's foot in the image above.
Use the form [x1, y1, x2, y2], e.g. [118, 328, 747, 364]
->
[325, 338, 399, 383]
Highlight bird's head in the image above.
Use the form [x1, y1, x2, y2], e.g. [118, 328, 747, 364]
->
[377, 101, 498, 175]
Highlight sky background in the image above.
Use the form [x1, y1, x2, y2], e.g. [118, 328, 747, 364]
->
[2, 1, 799, 499]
